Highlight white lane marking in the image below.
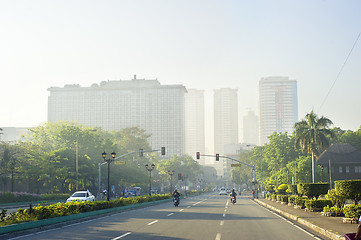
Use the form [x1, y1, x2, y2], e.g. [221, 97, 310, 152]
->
[187, 206, 191, 208]
[215, 233, 221, 240]
[179, 209, 184, 212]
[193, 200, 203, 206]
[112, 232, 132, 240]
[220, 220, 224, 226]
[224, 209, 227, 212]
[258, 202, 320, 239]
[223, 213, 226, 217]
[167, 213, 174, 216]
[147, 220, 159, 225]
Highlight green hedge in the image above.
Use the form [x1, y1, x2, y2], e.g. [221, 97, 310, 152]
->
[294, 196, 308, 207]
[305, 199, 333, 210]
[288, 196, 297, 204]
[343, 204, 361, 219]
[1, 194, 172, 225]
[297, 183, 329, 199]
[276, 195, 288, 203]
[335, 180, 361, 205]
[288, 185, 298, 195]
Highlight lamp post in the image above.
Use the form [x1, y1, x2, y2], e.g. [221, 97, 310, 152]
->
[320, 165, 324, 182]
[167, 170, 175, 194]
[102, 151, 116, 201]
[145, 164, 155, 195]
[76, 129, 97, 191]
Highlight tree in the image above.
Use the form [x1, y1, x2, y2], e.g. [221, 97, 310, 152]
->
[294, 110, 334, 183]
[340, 127, 361, 151]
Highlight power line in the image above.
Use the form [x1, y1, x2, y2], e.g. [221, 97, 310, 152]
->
[318, 31, 361, 111]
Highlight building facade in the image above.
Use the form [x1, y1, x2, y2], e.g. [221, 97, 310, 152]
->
[243, 110, 259, 146]
[213, 88, 239, 155]
[259, 76, 298, 145]
[48, 76, 187, 157]
[184, 89, 205, 164]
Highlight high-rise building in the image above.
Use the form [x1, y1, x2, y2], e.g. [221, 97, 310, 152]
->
[259, 76, 298, 145]
[48, 76, 187, 156]
[243, 110, 259, 146]
[213, 88, 239, 155]
[184, 89, 205, 164]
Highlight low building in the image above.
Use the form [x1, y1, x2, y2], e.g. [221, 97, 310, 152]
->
[316, 143, 361, 181]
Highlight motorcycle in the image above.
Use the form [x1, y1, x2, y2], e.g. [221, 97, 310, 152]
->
[173, 197, 180, 207]
[231, 196, 236, 204]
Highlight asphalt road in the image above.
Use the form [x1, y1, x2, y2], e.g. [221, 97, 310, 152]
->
[4, 193, 327, 240]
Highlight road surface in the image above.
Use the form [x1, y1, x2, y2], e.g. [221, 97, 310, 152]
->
[3, 193, 327, 240]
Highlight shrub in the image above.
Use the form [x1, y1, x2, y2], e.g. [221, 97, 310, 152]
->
[288, 196, 297, 204]
[335, 180, 361, 205]
[343, 204, 361, 219]
[288, 185, 298, 195]
[276, 195, 288, 203]
[297, 183, 329, 199]
[305, 199, 333, 210]
[294, 196, 308, 207]
[325, 189, 346, 208]
[277, 184, 288, 194]
[323, 205, 343, 214]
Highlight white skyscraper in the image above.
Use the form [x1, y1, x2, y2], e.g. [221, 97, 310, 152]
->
[259, 76, 298, 145]
[214, 88, 239, 155]
[243, 110, 259, 146]
[184, 89, 205, 164]
[48, 76, 187, 156]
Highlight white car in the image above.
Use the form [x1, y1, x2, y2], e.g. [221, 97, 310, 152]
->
[66, 191, 95, 202]
[219, 189, 227, 195]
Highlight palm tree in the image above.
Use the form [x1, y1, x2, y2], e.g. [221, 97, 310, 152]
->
[294, 110, 334, 183]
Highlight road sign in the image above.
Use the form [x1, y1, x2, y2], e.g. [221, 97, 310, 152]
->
[115, 161, 126, 165]
[231, 163, 242, 167]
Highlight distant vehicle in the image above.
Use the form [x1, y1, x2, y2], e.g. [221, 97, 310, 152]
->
[226, 188, 231, 193]
[66, 190, 95, 202]
[125, 187, 142, 197]
[219, 188, 227, 195]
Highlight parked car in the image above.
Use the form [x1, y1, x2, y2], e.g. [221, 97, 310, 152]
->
[66, 190, 95, 202]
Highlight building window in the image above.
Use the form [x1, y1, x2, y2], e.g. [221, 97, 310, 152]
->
[355, 166, 361, 173]
[346, 166, 350, 173]
[339, 166, 343, 173]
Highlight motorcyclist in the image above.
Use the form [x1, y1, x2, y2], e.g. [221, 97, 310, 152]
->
[230, 189, 237, 203]
[172, 189, 180, 198]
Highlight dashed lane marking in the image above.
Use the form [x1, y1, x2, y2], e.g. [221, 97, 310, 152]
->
[220, 220, 224, 226]
[215, 233, 221, 240]
[112, 232, 132, 240]
[147, 220, 159, 226]
[167, 213, 174, 216]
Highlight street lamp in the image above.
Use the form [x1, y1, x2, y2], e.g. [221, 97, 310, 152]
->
[76, 129, 97, 191]
[145, 164, 155, 195]
[102, 151, 116, 201]
[167, 170, 175, 194]
[320, 165, 324, 182]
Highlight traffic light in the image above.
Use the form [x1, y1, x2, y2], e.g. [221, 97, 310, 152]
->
[161, 147, 166, 155]
[178, 173, 182, 180]
[196, 152, 200, 159]
[139, 149, 143, 157]
[216, 153, 219, 161]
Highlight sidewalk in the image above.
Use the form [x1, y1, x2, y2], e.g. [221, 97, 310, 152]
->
[255, 198, 357, 240]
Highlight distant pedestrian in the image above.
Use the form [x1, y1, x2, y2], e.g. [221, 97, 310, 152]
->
[251, 189, 255, 199]
[356, 215, 361, 240]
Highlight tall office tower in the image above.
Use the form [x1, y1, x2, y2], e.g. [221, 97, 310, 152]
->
[259, 76, 298, 145]
[48, 76, 187, 157]
[243, 110, 259, 146]
[184, 89, 205, 164]
[213, 88, 239, 155]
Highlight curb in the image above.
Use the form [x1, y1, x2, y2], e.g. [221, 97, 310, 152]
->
[0, 198, 171, 236]
[254, 199, 344, 240]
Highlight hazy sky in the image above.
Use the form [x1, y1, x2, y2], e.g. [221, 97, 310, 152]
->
[1, 1, 360, 144]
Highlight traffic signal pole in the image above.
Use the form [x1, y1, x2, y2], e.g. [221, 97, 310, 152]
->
[196, 152, 257, 183]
